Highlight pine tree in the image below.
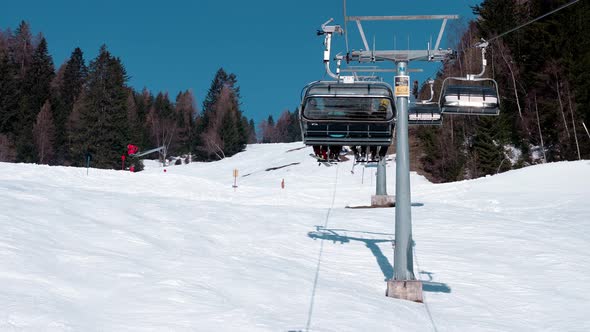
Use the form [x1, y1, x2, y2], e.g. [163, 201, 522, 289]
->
[71, 45, 129, 168]
[247, 119, 257, 143]
[288, 111, 301, 142]
[53, 47, 87, 163]
[201, 68, 238, 131]
[0, 49, 19, 136]
[220, 105, 240, 156]
[261, 115, 275, 143]
[126, 89, 143, 148]
[60, 48, 87, 109]
[197, 68, 245, 160]
[469, 117, 504, 177]
[25, 38, 54, 111]
[239, 116, 251, 145]
[202, 68, 239, 113]
[16, 37, 54, 163]
[135, 88, 153, 149]
[175, 90, 197, 154]
[8, 21, 33, 79]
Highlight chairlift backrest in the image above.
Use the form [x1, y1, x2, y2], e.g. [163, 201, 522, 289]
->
[409, 102, 443, 125]
[440, 78, 500, 116]
[301, 81, 396, 122]
[299, 81, 396, 146]
[439, 42, 501, 116]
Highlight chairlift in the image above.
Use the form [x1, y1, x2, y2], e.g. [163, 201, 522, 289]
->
[409, 79, 443, 126]
[440, 41, 500, 116]
[299, 80, 396, 147]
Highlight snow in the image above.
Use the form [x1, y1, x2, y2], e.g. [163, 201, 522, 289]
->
[503, 144, 522, 165]
[1, 143, 589, 331]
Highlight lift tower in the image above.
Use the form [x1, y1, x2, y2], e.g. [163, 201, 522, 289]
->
[345, 14, 458, 301]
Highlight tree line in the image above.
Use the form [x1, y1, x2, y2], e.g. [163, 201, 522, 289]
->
[0, 21, 304, 170]
[412, 0, 590, 182]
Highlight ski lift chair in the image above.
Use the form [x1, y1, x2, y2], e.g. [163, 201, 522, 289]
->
[440, 41, 501, 116]
[440, 80, 500, 115]
[299, 81, 396, 147]
[409, 79, 443, 125]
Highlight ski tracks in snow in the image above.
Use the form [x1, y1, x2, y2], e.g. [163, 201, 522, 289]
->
[304, 163, 340, 332]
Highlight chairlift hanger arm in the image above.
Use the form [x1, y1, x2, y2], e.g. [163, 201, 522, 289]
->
[415, 80, 435, 103]
[319, 19, 343, 80]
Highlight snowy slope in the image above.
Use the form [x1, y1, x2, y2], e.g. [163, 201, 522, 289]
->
[0, 143, 589, 331]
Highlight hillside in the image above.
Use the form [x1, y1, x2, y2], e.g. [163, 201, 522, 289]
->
[1, 143, 589, 331]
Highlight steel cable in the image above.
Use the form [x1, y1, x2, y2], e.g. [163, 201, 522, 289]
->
[304, 163, 340, 332]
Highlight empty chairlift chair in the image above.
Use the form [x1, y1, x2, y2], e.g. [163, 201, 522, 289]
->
[409, 79, 443, 125]
[299, 81, 396, 146]
[440, 41, 501, 116]
[440, 80, 500, 115]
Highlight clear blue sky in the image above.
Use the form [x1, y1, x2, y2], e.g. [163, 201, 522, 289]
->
[1, 0, 482, 125]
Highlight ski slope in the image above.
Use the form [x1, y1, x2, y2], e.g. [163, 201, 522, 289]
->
[1, 142, 589, 331]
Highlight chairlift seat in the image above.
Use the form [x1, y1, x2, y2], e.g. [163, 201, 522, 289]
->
[441, 85, 499, 116]
[409, 102, 442, 126]
[299, 81, 396, 146]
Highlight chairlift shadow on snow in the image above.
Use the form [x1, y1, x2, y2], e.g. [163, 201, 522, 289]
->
[419, 271, 452, 293]
[308, 226, 394, 281]
[307, 226, 451, 293]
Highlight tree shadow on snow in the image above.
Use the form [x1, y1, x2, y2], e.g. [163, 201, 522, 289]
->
[308, 226, 451, 293]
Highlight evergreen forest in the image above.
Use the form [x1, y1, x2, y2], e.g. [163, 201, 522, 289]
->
[0, 21, 277, 169]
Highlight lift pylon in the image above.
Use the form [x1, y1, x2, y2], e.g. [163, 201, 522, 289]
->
[339, 13, 459, 302]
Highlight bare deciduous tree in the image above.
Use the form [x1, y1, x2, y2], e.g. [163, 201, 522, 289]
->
[32, 100, 55, 164]
[175, 90, 197, 152]
[146, 105, 176, 164]
[199, 86, 233, 159]
[565, 84, 581, 160]
[534, 94, 546, 163]
[496, 40, 523, 120]
[273, 110, 292, 143]
[552, 73, 570, 138]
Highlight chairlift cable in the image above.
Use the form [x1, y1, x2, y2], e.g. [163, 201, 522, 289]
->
[412, 243, 439, 332]
[304, 164, 340, 332]
[484, 0, 580, 44]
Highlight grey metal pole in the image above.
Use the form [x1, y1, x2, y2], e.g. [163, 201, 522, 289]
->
[393, 61, 415, 280]
[376, 156, 387, 195]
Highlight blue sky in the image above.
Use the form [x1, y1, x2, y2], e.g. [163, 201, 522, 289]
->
[1, 0, 482, 125]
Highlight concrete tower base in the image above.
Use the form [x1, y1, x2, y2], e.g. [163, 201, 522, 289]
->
[371, 195, 395, 207]
[386, 280, 423, 303]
